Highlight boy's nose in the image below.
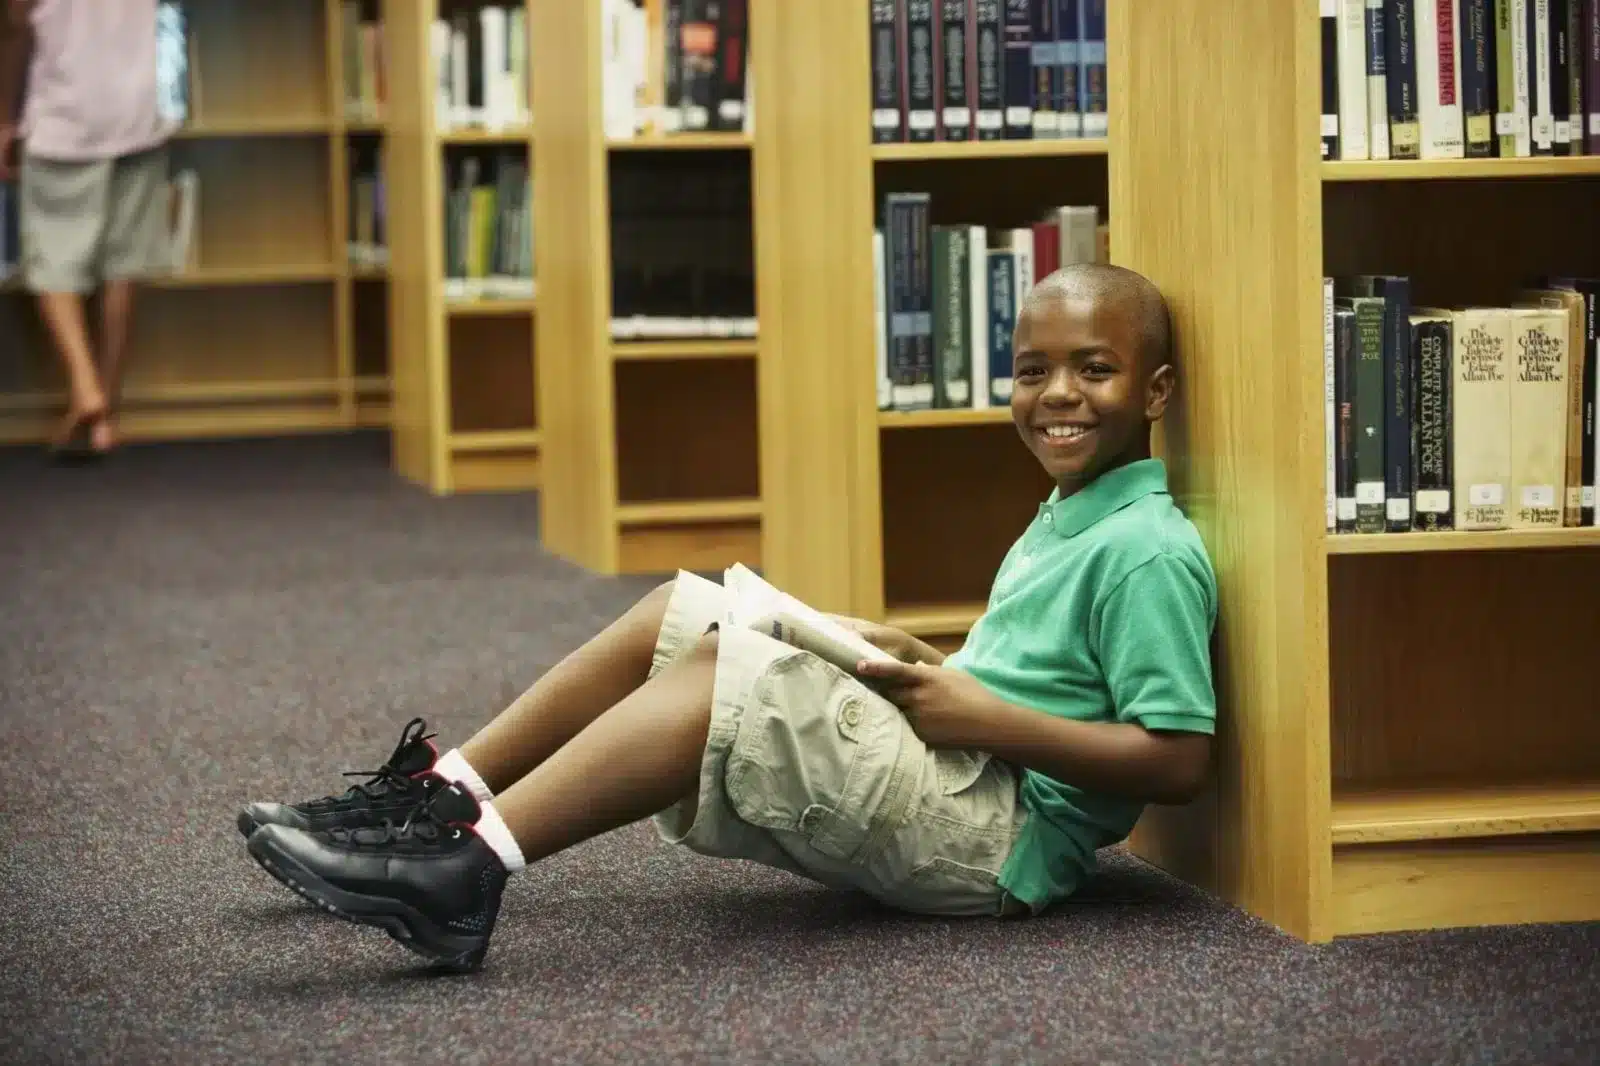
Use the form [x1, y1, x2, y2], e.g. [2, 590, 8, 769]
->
[1040, 370, 1082, 405]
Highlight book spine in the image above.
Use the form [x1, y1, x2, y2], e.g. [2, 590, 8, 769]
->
[1056, 0, 1082, 137]
[1567, 0, 1585, 152]
[967, 225, 991, 409]
[941, 0, 972, 139]
[1417, 0, 1466, 158]
[1510, 310, 1568, 527]
[973, 0, 1006, 139]
[1338, 0, 1370, 158]
[906, 0, 940, 141]
[910, 195, 936, 407]
[1381, 277, 1414, 531]
[1354, 298, 1387, 532]
[1454, 311, 1513, 529]
[870, 0, 903, 142]
[988, 250, 1015, 405]
[1386, 0, 1421, 157]
[1325, 277, 1337, 531]
[1003, 0, 1033, 138]
[1461, 0, 1497, 154]
[885, 195, 919, 409]
[1031, 0, 1059, 138]
[1335, 308, 1360, 532]
[1496, 0, 1533, 156]
[1366, 0, 1392, 158]
[662, 0, 684, 132]
[947, 228, 973, 406]
[713, 0, 747, 132]
[1079, 0, 1107, 137]
[1580, 0, 1593, 151]
[1553, 0, 1572, 153]
[1323, 0, 1341, 159]
[873, 230, 892, 409]
[1413, 318, 1454, 529]
[1532, 0, 1555, 152]
[679, 0, 717, 132]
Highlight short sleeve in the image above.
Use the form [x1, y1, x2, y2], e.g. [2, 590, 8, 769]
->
[1095, 551, 1217, 734]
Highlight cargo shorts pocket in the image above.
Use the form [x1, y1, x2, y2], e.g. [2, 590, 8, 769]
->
[723, 651, 918, 866]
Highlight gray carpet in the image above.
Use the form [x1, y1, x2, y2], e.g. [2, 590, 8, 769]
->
[1, 433, 1595, 1066]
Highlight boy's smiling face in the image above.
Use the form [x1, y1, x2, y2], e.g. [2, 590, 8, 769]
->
[1010, 279, 1174, 497]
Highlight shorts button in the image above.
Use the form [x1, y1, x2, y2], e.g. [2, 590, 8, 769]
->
[844, 706, 861, 726]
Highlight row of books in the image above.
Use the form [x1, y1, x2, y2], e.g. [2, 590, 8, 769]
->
[871, 0, 1108, 144]
[609, 156, 755, 335]
[348, 147, 387, 271]
[1322, 0, 1600, 162]
[443, 152, 534, 302]
[1323, 276, 1597, 534]
[603, 0, 751, 140]
[872, 192, 1108, 412]
[0, 183, 17, 283]
[431, 4, 532, 133]
[156, 1, 189, 124]
[340, 2, 387, 123]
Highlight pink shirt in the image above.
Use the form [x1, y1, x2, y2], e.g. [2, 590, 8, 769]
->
[19, 0, 175, 160]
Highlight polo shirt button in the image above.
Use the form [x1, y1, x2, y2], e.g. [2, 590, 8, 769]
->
[1043, 513, 1052, 525]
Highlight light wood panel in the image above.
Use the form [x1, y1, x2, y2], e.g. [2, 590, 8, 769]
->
[746, 0, 878, 615]
[383, 0, 445, 489]
[168, 138, 333, 271]
[1109, 0, 1332, 940]
[186, 0, 331, 125]
[1331, 783, 1600, 845]
[533, 0, 618, 568]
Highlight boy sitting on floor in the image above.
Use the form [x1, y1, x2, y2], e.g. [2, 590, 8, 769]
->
[238, 262, 1219, 972]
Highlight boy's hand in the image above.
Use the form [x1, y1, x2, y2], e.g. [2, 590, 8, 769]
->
[853, 658, 994, 748]
[828, 615, 945, 666]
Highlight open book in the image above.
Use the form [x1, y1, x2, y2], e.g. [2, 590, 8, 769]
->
[722, 564, 897, 674]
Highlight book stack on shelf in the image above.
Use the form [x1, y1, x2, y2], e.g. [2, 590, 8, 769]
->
[874, 194, 1106, 413]
[0, 0, 393, 446]
[870, 0, 1106, 149]
[601, 0, 751, 142]
[1321, 0, 1598, 163]
[442, 151, 534, 302]
[1324, 275, 1598, 539]
[348, 140, 388, 272]
[430, 2, 532, 135]
[340, 0, 388, 124]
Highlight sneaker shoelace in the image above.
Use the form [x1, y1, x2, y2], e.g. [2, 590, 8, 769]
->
[338, 790, 463, 847]
[313, 717, 438, 808]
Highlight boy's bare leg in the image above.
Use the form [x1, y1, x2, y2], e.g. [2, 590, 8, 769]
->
[36, 291, 106, 447]
[456, 580, 676, 793]
[94, 279, 136, 450]
[489, 631, 716, 863]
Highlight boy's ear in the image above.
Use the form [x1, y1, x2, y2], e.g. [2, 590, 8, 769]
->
[1144, 363, 1176, 421]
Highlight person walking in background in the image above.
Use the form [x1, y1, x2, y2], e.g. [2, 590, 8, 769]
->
[0, 0, 175, 457]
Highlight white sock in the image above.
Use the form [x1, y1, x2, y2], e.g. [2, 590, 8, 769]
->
[434, 748, 494, 804]
[472, 798, 527, 873]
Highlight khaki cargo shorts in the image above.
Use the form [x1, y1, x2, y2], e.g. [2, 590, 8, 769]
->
[650, 570, 1031, 917]
[20, 143, 172, 293]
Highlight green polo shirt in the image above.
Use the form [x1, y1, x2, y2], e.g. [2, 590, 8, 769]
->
[943, 457, 1218, 911]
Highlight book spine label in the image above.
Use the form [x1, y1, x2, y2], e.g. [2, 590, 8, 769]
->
[941, 0, 972, 139]
[973, 0, 1006, 139]
[1381, 278, 1414, 530]
[906, 0, 940, 141]
[1335, 309, 1359, 531]
[1323, 0, 1341, 159]
[1461, 0, 1496, 154]
[1413, 319, 1454, 529]
[1385, 0, 1420, 156]
[1079, 0, 1107, 137]
[1365, 0, 1391, 158]
[988, 251, 1015, 404]
[1354, 298, 1387, 532]
[1496, 0, 1533, 156]
[870, 0, 903, 142]
[1002, 0, 1033, 137]
[1031, 0, 1059, 137]
[1056, 0, 1082, 137]
[885, 195, 927, 409]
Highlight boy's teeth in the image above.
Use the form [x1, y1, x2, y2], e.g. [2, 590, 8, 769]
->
[1044, 425, 1086, 439]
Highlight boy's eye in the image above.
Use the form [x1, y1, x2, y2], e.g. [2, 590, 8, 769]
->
[1082, 363, 1115, 377]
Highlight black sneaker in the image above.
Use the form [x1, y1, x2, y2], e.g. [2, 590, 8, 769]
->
[236, 717, 440, 838]
[245, 777, 509, 972]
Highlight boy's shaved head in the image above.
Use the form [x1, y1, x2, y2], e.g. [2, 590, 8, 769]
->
[1022, 262, 1173, 377]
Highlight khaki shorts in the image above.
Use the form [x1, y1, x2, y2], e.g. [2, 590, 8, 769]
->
[650, 570, 1031, 918]
[20, 143, 172, 293]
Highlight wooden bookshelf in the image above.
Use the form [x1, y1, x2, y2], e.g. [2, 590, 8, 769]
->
[381, 0, 538, 494]
[0, 0, 393, 446]
[1104, 0, 1600, 942]
[531, 1, 761, 574]
[872, 138, 1109, 162]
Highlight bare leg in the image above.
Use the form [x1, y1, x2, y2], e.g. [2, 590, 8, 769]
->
[457, 580, 676, 792]
[35, 291, 106, 448]
[95, 279, 137, 451]
[489, 630, 716, 863]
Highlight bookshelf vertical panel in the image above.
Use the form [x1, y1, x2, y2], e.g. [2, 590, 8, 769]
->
[1109, 0, 1333, 941]
[383, 0, 448, 488]
[750, 0, 880, 615]
[533, 0, 619, 569]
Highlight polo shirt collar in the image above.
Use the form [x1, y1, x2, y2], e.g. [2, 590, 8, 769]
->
[1039, 458, 1168, 538]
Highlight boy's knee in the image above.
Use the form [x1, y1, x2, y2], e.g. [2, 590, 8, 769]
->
[686, 626, 720, 660]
